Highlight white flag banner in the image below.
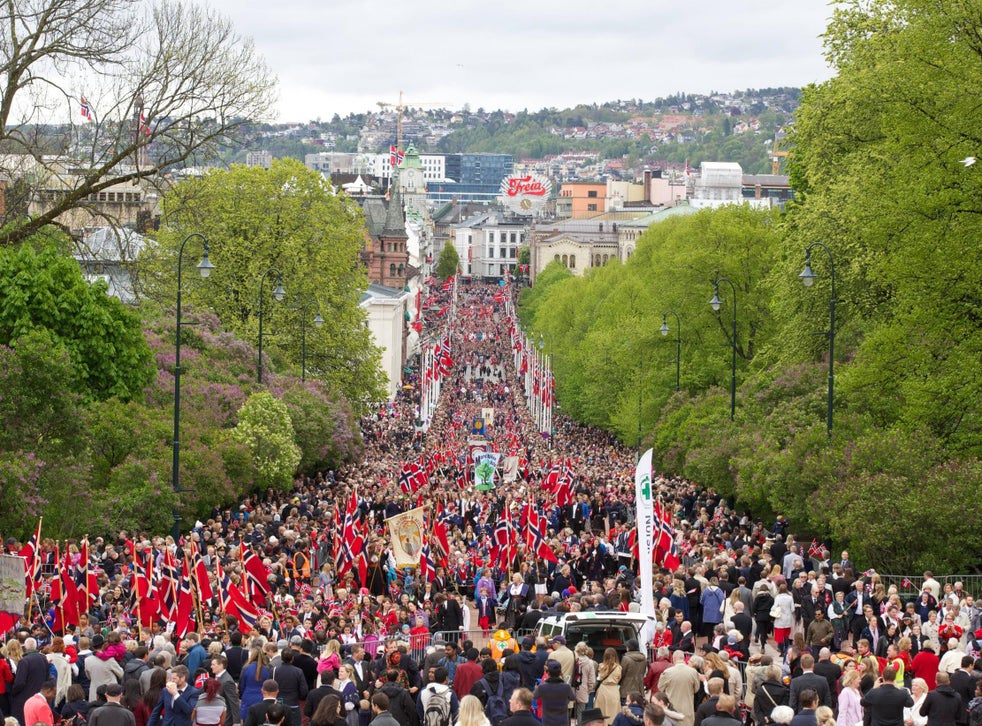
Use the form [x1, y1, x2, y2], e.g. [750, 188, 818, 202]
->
[502, 456, 520, 482]
[634, 448, 657, 642]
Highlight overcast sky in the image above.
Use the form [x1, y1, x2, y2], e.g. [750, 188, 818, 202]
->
[204, 0, 836, 122]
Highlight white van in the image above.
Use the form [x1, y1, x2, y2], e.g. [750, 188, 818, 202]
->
[533, 610, 656, 659]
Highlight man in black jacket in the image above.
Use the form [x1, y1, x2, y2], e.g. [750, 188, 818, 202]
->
[702, 695, 744, 726]
[789, 655, 831, 712]
[273, 650, 308, 726]
[10, 637, 50, 725]
[378, 669, 419, 726]
[244, 681, 280, 726]
[948, 657, 976, 724]
[919, 672, 963, 726]
[502, 688, 541, 726]
[861, 668, 914, 726]
[225, 632, 249, 681]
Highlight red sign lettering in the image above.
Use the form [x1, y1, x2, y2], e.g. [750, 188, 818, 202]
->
[505, 175, 547, 197]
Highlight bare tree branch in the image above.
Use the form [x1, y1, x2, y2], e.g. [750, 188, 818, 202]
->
[0, 0, 276, 246]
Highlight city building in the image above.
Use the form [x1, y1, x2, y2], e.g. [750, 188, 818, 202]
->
[244, 150, 272, 169]
[74, 226, 147, 304]
[431, 152, 514, 204]
[556, 181, 607, 218]
[360, 283, 410, 401]
[451, 210, 527, 279]
[360, 185, 411, 289]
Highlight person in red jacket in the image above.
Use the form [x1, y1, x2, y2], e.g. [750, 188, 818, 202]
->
[910, 642, 940, 691]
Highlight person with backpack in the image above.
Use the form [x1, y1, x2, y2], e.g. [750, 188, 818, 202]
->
[418, 667, 460, 726]
[469, 660, 514, 726]
[572, 644, 597, 725]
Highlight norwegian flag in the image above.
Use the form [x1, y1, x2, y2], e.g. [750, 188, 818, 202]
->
[240, 545, 271, 602]
[863, 568, 876, 577]
[187, 540, 214, 603]
[808, 539, 824, 559]
[389, 145, 404, 168]
[337, 490, 364, 577]
[555, 467, 575, 508]
[139, 111, 151, 136]
[433, 503, 452, 556]
[80, 96, 93, 121]
[398, 462, 428, 494]
[173, 562, 196, 637]
[18, 519, 43, 597]
[418, 544, 436, 582]
[542, 463, 560, 491]
[490, 507, 517, 571]
[157, 551, 181, 621]
[439, 336, 454, 374]
[441, 276, 455, 292]
[523, 504, 558, 563]
[654, 502, 681, 572]
[901, 577, 914, 589]
[217, 562, 259, 634]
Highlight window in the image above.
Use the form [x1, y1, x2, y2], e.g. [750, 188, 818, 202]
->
[554, 254, 560, 262]
[562, 254, 568, 267]
[587, 190, 598, 198]
[389, 263, 396, 277]
[587, 203, 598, 211]
[570, 255, 576, 269]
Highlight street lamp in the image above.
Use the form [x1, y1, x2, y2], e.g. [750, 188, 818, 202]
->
[660, 310, 681, 392]
[173, 232, 214, 539]
[257, 269, 286, 384]
[298, 301, 324, 382]
[709, 277, 738, 420]
[799, 242, 837, 439]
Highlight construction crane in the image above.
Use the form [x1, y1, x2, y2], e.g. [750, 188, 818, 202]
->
[377, 90, 449, 150]
[770, 128, 790, 175]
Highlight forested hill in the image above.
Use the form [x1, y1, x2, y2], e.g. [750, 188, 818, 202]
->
[226, 87, 803, 174]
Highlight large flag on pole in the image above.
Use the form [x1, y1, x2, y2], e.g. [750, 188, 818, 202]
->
[634, 448, 657, 643]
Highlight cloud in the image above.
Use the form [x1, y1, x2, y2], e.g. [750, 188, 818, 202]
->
[205, 0, 835, 121]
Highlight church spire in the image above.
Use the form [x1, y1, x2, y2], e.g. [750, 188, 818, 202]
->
[382, 180, 408, 238]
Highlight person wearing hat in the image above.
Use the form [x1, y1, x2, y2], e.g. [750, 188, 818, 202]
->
[548, 636, 574, 684]
[89, 683, 136, 726]
[533, 661, 574, 726]
[85, 636, 124, 702]
[579, 708, 607, 726]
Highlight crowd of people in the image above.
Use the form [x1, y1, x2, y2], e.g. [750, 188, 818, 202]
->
[0, 280, 980, 726]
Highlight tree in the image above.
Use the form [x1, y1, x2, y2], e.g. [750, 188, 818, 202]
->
[781, 0, 982, 454]
[0, 0, 275, 245]
[436, 243, 460, 279]
[226, 392, 301, 491]
[140, 159, 387, 409]
[0, 241, 153, 400]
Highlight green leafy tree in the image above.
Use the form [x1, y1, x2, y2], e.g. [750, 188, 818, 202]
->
[227, 391, 301, 491]
[141, 159, 386, 409]
[0, 329, 96, 538]
[436, 243, 460, 279]
[780, 0, 982, 453]
[0, 243, 154, 400]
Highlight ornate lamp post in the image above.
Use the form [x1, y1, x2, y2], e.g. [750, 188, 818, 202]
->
[660, 310, 681, 392]
[799, 242, 837, 439]
[709, 277, 738, 420]
[257, 269, 286, 384]
[172, 233, 214, 539]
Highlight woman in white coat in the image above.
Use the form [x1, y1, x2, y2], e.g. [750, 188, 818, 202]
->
[772, 583, 796, 655]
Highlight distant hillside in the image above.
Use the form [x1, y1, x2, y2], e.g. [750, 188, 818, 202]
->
[227, 87, 803, 174]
